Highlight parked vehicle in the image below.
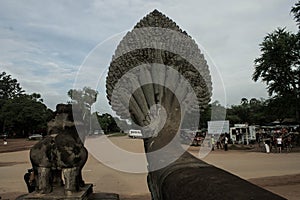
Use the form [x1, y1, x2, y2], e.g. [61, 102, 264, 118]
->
[93, 130, 104, 135]
[0, 133, 8, 139]
[28, 134, 43, 140]
[128, 129, 142, 138]
[192, 131, 205, 146]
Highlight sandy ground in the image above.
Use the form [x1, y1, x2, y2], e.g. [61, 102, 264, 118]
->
[0, 136, 300, 199]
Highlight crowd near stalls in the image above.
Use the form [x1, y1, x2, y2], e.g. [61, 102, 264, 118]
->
[230, 124, 299, 146]
[180, 122, 299, 153]
[257, 125, 299, 153]
[180, 128, 231, 151]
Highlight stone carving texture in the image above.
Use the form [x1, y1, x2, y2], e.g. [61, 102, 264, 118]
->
[106, 10, 285, 200]
[29, 104, 88, 195]
[106, 9, 212, 126]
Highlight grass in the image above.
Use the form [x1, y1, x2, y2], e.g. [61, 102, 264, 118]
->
[107, 132, 128, 137]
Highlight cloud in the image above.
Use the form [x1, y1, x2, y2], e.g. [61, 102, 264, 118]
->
[0, 0, 298, 112]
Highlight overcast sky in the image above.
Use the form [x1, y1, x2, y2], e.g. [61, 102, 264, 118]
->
[0, 0, 298, 114]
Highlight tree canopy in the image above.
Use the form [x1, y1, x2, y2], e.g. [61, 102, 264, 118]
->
[68, 87, 98, 119]
[253, 28, 299, 96]
[68, 87, 98, 134]
[96, 113, 120, 134]
[68, 87, 98, 108]
[292, 1, 300, 29]
[0, 71, 24, 99]
[252, 2, 300, 123]
[0, 71, 53, 137]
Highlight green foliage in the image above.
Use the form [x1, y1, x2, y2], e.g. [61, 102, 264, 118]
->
[68, 87, 98, 134]
[226, 98, 277, 125]
[0, 94, 53, 136]
[292, 1, 300, 29]
[199, 105, 211, 128]
[0, 71, 24, 100]
[264, 95, 296, 122]
[68, 87, 98, 108]
[253, 28, 299, 96]
[252, 2, 300, 122]
[96, 113, 121, 134]
[0, 71, 53, 136]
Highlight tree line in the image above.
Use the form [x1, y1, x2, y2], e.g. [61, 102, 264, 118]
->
[0, 72, 53, 137]
[0, 71, 127, 137]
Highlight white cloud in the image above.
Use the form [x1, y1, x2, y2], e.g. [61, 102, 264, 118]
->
[0, 0, 298, 112]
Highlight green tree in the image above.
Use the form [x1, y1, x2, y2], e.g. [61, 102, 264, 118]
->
[68, 87, 98, 133]
[264, 95, 295, 123]
[0, 71, 24, 130]
[0, 72, 52, 135]
[68, 87, 98, 117]
[241, 98, 248, 106]
[199, 106, 211, 128]
[0, 94, 53, 136]
[253, 2, 300, 123]
[253, 28, 300, 122]
[292, 0, 300, 29]
[237, 98, 252, 123]
[226, 98, 270, 125]
[0, 71, 24, 100]
[226, 107, 241, 125]
[96, 113, 120, 134]
[68, 87, 98, 109]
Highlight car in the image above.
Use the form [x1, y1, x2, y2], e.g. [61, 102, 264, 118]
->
[0, 133, 8, 139]
[192, 131, 205, 146]
[28, 134, 43, 140]
[94, 130, 104, 135]
[128, 129, 143, 138]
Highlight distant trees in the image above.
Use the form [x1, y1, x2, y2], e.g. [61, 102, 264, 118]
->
[68, 87, 98, 106]
[95, 113, 120, 134]
[68, 87, 98, 119]
[227, 98, 269, 125]
[0, 71, 53, 137]
[224, 96, 299, 126]
[68, 87, 98, 134]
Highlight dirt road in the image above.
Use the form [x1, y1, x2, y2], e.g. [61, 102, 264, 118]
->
[1, 136, 300, 199]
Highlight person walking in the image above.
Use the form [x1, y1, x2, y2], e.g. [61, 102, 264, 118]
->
[217, 137, 222, 149]
[264, 138, 271, 153]
[224, 134, 228, 151]
[276, 135, 283, 153]
[211, 136, 215, 151]
[3, 136, 7, 145]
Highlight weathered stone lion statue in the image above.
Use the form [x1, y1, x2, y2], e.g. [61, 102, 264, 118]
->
[29, 104, 88, 195]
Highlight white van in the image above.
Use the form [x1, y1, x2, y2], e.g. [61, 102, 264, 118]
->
[128, 129, 143, 138]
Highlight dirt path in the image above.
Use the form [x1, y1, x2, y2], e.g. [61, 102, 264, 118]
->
[0, 138, 38, 153]
[1, 137, 300, 199]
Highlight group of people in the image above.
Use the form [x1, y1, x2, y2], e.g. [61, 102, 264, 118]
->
[263, 133, 293, 153]
[210, 133, 229, 151]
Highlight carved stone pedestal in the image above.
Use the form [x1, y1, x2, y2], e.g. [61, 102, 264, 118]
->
[19, 184, 93, 200]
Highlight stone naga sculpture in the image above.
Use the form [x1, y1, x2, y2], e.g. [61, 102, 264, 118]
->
[29, 104, 88, 195]
[106, 10, 285, 200]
